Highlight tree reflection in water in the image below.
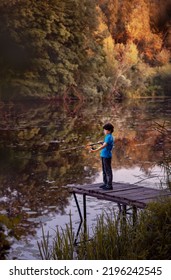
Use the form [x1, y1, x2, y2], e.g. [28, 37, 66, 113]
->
[0, 98, 170, 259]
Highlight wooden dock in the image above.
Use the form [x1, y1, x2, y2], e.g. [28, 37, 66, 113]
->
[69, 182, 171, 243]
[70, 182, 171, 209]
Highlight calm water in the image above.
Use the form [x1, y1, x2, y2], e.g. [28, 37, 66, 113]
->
[0, 97, 170, 259]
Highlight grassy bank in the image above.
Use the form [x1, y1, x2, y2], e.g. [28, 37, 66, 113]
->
[38, 198, 171, 260]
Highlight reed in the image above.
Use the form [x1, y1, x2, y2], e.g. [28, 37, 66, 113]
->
[38, 198, 171, 260]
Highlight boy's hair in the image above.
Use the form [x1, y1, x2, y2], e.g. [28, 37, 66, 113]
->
[103, 123, 114, 133]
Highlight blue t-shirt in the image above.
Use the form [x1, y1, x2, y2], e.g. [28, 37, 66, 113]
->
[100, 133, 114, 158]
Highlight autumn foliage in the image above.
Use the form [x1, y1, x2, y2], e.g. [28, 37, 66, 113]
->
[0, 0, 170, 100]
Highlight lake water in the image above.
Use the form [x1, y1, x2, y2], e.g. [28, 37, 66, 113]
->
[0, 97, 170, 259]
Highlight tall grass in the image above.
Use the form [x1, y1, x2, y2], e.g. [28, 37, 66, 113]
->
[38, 198, 171, 260]
[154, 121, 171, 190]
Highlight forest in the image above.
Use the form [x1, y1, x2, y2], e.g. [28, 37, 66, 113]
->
[0, 0, 171, 260]
[0, 0, 170, 100]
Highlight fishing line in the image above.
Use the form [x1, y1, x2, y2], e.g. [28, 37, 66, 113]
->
[14, 141, 103, 160]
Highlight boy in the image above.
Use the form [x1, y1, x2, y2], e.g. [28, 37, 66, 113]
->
[90, 123, 114, 190]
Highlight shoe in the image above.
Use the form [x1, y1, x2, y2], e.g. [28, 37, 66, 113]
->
[102, 185, 113, 190]
[99, 184, 106, 189]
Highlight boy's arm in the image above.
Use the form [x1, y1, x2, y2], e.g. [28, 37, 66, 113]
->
[89, 142, 107, 153]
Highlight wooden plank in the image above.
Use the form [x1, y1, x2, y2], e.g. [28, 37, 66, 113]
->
[138, 192, 171, 201]
[73, 190, 146, 208]
[101, 188, 159, 196]
[103, 191, 165, 201]
[117, 193, 171, 204]
[73, 189, 146, 207]
[117, 190, 163, 198]
[73, 188, 168, 200]
[73, 185, 142, 193]
[106, 186, 144, 192]
[73, 182, 132, 188]
[70, 182, 170, 209]
[113, 182, 158, 191]
[131, 191, 169, 199]
[72, 182, 162, 194]
[72, 188, 160, 201]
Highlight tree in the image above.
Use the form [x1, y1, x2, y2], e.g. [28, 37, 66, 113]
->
[0, 0, 108, 100]
[109, 41, 139, 97]
[125, 0, 168, 65]
[99, 0, 170, 66]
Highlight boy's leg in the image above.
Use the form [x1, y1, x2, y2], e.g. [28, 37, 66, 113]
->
[102, 157, 113, 189]
[101, 157, 107, 186]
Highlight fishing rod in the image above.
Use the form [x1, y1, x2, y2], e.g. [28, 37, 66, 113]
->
[14, 141, 103, 159]
[59, 141, 104, 152]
